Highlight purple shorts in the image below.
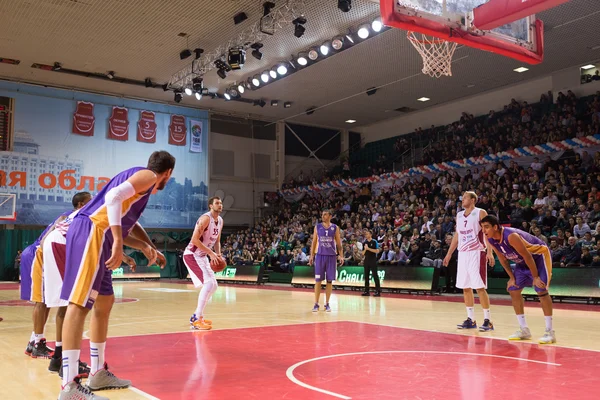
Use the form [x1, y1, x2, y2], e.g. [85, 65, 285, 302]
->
[315, 254, 337, 282]
[60, 216, 114, 309]
[508, 254, 552, 293]
[19, 244, 36, 301]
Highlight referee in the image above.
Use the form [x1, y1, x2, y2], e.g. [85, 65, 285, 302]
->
[362, 230, 381, 297]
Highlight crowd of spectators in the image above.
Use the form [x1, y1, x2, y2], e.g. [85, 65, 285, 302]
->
[222, 90, 600, 278]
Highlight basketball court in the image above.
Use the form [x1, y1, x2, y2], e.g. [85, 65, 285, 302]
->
[1, 281, 600, 399]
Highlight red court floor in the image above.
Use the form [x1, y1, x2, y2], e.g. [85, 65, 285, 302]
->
[73, 321, 598, 400]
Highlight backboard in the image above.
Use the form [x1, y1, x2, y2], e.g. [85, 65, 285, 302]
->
[0, 193, 16, 221]
[381, 0, 544, 65]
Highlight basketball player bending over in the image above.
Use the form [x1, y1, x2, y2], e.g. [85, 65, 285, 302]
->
[481, 215, 556, 344]
[309, 210, 344, 312]
[58, 151, 174, 400]
[183, 196, 224, 331]
[443, 191, 495, 331]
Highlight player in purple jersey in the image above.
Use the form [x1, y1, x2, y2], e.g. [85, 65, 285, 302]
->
[481, 215, 556, 344]
[58, 151, 174, 400]
[309, 210, 344, 312]
[21, 192, 91, 360]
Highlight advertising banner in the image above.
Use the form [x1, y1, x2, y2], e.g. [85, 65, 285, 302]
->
[189, 119, 203, 153]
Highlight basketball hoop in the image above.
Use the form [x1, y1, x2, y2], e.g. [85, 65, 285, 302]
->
[407, 31, 458, 78]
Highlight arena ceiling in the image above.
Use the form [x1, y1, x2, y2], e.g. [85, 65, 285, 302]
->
[0, 0, 598, 130]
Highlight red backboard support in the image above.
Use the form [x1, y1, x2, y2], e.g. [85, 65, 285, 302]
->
[380, 0, 544, 65]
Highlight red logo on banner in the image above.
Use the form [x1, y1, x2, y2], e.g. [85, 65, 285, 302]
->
[108, 106, 129, 141]
[169, 115, 187, 146]
[72, 101, 95, 136]
[137, 111, 157, 143]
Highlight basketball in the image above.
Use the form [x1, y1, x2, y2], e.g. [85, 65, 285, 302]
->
[211, 256, 227, 272]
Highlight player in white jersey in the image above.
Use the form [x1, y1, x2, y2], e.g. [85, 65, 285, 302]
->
[183, 196, 224, 331]
[443, 191, 496, 331]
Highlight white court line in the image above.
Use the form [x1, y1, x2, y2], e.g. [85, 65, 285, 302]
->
[286, 350, 562, 400]
[129, 386, 160, 400]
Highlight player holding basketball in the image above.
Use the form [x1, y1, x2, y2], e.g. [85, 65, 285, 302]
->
[443, 191, 495, 331]
[481, 215, 556, 344]
[21, 193, 91, 360]
[183, 196, 224, 331]
[58, 151, 174, 400]
[309, 209, 344, 312]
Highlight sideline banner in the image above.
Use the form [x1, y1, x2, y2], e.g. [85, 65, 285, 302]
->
[187, 265, 263, 284]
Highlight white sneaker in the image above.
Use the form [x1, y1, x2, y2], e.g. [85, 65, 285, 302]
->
[58, 377, 109, 400]
[508, 327, 532, 340]
[538, 329, 556, 344]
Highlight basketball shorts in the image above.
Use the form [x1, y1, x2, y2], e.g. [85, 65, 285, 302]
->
[60, 216, 114, 309]
[509, 251, 552, 293]
[183, 250, 217, 288]
[456, 250, 487, 289]
[29, 245, 45, 303]
[314, 254, 337, 282]
[19, 244, 36, 301]
[43, 230, 69, 308]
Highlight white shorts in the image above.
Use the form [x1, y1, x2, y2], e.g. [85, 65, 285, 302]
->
[43, 230, 69, 308]
[456, 250, 487, 289]
[183, 250, 216, 288]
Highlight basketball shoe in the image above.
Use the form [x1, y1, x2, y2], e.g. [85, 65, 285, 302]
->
[479, 319, 494, 332]
[190, 314, 212, 326]
[58, 376, 109, 400]
[87, 363, 131, 391]
[25, 340, 34, 356]
[508, 327, 532, 340]
[324, 303, 332, 312]
[457, 318, 477, 329]
[538, 329, 556, 344]
[312, 303, 319, 312]
[191, 318, 212, 331]
[31, 338, 54, 358]
[53, 359, 91, 378]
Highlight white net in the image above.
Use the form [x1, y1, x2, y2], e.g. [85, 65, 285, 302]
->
[407, 31, 458, 78]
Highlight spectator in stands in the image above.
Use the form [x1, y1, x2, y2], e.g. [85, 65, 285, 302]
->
[406, 243, 423, 266]
[574, 216, 591, 238]
[294, 248, 308, 265]
[561, 237, 582, 267]
[422, 240, 443, 268]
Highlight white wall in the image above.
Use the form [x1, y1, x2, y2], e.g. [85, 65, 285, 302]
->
[284, 155, 325, 180]
[209, 131, 278, 226]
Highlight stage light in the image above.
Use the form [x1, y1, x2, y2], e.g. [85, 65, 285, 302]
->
[224, 92, 231, 100]
[320, 43, 330, 56]
[372, 17, 383, 32]
[228, 86, 239, 97]
[253, 99, 266, 107]
[180, 49, 192, 60]
[306, 106, 316, 115]
[252, 76, 261, 87]
[195, 92, 202, 100]
[251, 43, 264, 60]
[271, 100, 279, 106]
[332, 37, 344, 50]
[338, 0, 351, 12]
[106, 71, 115, 79]
[345, 33, 355, 44]
[263, 1, 275, 16]
[261, 71, 270, 83]
[144, 78, 153, 88]
[192, 77, 203, 92]
[217, 68, 227, 79]
[308, 48, 319, 60]
[269, 69, 277, 79]
[228, 47, 246, 70]
[174, 91, 183, 103]
[52, 62, 62, 71]
[297, 54, 308, 66]
[357, 25, 370, 39]
[238, 84, 245, 94]
[184, 87, 193, 96]
[277, 64, 288, 75]
[233, 12, 248, 25]
[194, 48, 204, 59]
[284, 102, 292, 108]
[293, 16, 307, 38]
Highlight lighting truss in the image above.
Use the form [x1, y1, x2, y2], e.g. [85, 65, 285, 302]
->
[167, 0, 306, 90]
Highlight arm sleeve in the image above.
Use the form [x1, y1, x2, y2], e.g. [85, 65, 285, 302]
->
[104, 181, 136, 227]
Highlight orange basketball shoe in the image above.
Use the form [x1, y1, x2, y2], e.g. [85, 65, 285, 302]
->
[192, 319, 212, 330]
[190, 314, 212, 326]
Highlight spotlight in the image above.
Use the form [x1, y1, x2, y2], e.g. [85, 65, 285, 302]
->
[277, 64, 288, 75]
[332, 37, 344, 50]
[372, 17, 383, 32]
[293, 16, 307, 38]
[195, 92, 202, 100]
[162, 83, 169, 91]
[238, 84, 245, 94]
[52, 62, 62, 71]
[357, 25, 370, 39]
[320, 43, 330, 56]
[345, 33, 355, 44]
[224, 92, 231, 100]
[284, 102, 292, 108]
[253, 99, 266, 107]
[194, 48, 204, 59]
[180, 49, 192, 60]
[233, 12, 248, 25]
[261, 71, 270, 83]
[338, 0, 352, 12]
[269, 69, 277, 79]
[184, 87, 193, 96]
[308, 49, 319, 61]
[271, 100, 279, 107]
[192, 77, 203, 91]
[250, 43, 264, 60]
[245, 80, 252, 90]
[228, 86, 239, 97]
[228, 47, 246, 70]
[252, 76, 261, 87]
[366, 87, 378, 96]
[174, 91, 183, 103]
[217, 69, 227, 79]
[106, 71, 115, 79]
[297, 54, 308, 66]
[144, 78, 153, 88]
[263, 1, 275, 16]
[306, 106, 316, 115]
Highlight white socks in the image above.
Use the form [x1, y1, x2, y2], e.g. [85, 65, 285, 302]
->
[545, 316, 553, 331]
[517, 314, 528, 328]
[33, 333, 43, 344]
[90, 342, 106, 374]
[466, 307, 475, 320]
[61, 349, 80, 387]
[483, 309, 491, 320]
[195, 280, 217, 317]
[29, 331, 35, 342]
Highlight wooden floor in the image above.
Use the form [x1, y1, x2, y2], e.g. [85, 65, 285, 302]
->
[1, 281, 600, 399]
